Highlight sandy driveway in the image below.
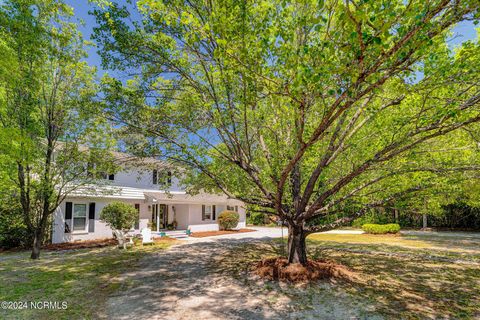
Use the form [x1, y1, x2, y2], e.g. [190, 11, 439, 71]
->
[105, 239, 285, 320]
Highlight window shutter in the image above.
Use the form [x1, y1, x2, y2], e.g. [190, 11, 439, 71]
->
[212, 205, 216, 220]
[235, 206, 238, 212]
[65, 202, 72, 233]
[88, 203, 96, 232]
[134, 204, 140, 229]
[153, 169, 158, 184]
[202, 205, 205, 221]
[167, 171, 172, 184]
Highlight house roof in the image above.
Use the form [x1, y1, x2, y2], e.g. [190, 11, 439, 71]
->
[68, 185, 242, 205]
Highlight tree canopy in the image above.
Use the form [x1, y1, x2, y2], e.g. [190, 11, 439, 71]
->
[0, 0, 116, 258]
[92, 0, 480, 264]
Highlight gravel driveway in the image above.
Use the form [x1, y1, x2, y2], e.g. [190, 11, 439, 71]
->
[105, 228, 369, 320]
[105, 239, 284, 320]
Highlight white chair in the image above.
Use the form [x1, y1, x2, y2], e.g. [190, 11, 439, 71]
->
[141, 227, 154, 245]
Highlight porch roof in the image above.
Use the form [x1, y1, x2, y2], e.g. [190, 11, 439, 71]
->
[144, 191, 241, 205]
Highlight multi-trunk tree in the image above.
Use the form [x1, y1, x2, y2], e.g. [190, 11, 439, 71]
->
[93, 0, 480, 265]
[0, 0, 115, 259]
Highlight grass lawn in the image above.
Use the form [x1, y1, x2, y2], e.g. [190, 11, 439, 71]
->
[218, 232, 480, 319]
[0, 240, 175, 319]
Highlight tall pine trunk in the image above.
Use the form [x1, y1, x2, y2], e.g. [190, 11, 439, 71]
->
[287, 224, 308, 265]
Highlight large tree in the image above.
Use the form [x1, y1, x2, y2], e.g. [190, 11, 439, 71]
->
[0, 0, 115, 259]
[93, 0, 480, 265]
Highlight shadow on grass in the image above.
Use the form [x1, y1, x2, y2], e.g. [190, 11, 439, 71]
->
[216, 238, 480, 319]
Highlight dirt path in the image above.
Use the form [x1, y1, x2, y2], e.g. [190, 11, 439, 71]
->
[105, 239, 370, 320]
[105, 240, 282, 319]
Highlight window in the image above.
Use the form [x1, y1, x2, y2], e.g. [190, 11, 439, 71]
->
[73, 204, 87, 231]
[227, 205, 238, 212]
[153, 169, 172, 186]
[202, 205, 212, 220]
[100, 172, 114, 180]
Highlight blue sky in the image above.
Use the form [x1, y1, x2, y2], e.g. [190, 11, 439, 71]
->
[67, 1, 478, 79]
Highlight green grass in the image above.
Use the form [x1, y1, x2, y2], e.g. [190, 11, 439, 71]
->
[217, 232, 480, 319]
[0, 240, 175, 319]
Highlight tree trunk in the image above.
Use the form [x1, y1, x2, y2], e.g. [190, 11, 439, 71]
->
[422, 214, 428, 229]
[287, 224, 308, 265]
[30, 230, 43, 259]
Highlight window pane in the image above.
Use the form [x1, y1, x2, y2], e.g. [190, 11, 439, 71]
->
[74, 204, 86, 217]
[73, 218, 86, 230]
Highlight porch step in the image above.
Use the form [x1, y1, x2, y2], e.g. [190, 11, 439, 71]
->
[160, 230, 190, 239]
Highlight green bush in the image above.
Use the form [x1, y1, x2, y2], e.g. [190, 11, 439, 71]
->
[248, 212, 265, 225]
[218, 211, 239, 230]
[100, 202, 138, 231]
[0, 198, 29, 249]
[352, 210, 392, 227]
[362, 223, 401, 234]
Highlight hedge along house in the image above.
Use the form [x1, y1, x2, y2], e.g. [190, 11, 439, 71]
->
[51, 152, 245, 244]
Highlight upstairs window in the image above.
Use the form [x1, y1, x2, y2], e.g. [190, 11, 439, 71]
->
[227, 205, 238, 212]
[100, 173, 114, 181]
[153, 169, 171, 186]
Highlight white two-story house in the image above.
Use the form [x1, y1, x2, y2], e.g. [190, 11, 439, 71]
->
[51, 152, 245, 243]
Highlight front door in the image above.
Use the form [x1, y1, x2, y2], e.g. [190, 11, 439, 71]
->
[151, 204, 169, 230]
[159, 204, 168, 229]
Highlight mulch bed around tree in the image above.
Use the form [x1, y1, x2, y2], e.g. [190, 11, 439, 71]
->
[43, 238, 117, 251]
[190, 228, 256, 238]
[252, 257, 357, 283]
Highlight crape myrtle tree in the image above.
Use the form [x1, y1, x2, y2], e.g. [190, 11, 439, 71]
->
[0, 0, 116, 259]
[93, 0, 480, 265]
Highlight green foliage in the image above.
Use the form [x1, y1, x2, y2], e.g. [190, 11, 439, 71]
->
[218, 211, 239, 230]
[92, 0, 480, 262]
[362, 223, 401, 234]
[352, 209, 393, 227]
[248, 212, 266, 225]
[0, 198, 29, 249]
[100, 202, 138, 231]
[0, 0, 115, 255]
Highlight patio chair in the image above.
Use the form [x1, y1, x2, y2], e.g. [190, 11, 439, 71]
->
[141, 227, 154, 245]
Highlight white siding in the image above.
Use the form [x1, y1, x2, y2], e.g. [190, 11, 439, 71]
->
[52, 198, 147, 244]
[110, 168, 183, 191]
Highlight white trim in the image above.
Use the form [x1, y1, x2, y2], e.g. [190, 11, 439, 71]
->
[72, 202, 89, 233]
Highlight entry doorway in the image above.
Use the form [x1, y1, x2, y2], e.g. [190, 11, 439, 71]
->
[151, 204, 168, 231]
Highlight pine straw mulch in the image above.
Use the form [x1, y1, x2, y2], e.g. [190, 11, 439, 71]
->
[43, 238, 117, 251]
[252, 257, 357, 283]
[190, 228, 256, 238]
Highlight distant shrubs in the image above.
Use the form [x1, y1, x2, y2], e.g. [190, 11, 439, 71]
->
[362, 223, 400, 234]
[248, 212, 266, 225]
[218, 211, 239, 230]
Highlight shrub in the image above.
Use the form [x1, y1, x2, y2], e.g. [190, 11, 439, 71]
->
[248, 212, 266, 225]
[0, 198, 29, 249]
[362, 223, 400, 234]
[100, 202, 138, 248]
[218, 210, 239, 230]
